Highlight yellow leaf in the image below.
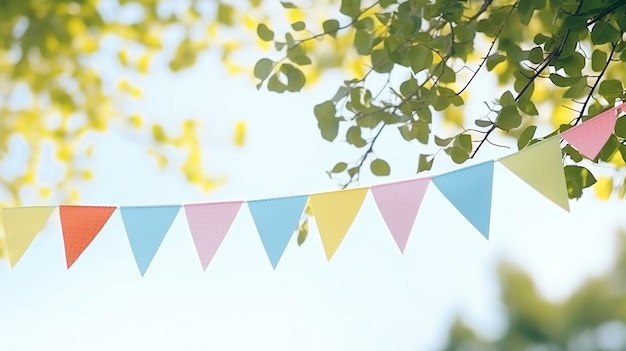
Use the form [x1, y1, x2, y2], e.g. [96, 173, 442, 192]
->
[243, 15, 257, 30]
[550, 103, 574, 129]
[118, 50, 129, 65]
[287, 8, 305, 23]
[594, 176, 613, 201]
[66, 17, 86, 36]
[233, 120, 246, 147]
[137, 54, 151, 74]
[152, 124, 168, 143]
[81, 169, 94, 181]
[40, 187, 52, 198]
[128, 114, 143, 129]
[443, 107, 464, 126]
[610, 149, 626, 167]
[57, 144, 72, 161]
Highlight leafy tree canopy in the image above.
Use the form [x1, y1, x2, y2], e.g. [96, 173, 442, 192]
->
[255, 0, 626, 202]
[442, 231, 626, 350]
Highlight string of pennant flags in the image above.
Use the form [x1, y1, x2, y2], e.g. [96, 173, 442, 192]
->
[2, 103, 624, 276]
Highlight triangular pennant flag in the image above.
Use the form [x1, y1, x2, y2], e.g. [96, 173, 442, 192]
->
[499, 137, 570, 212]
[371, 177, 430, 253]
[247, 195, 308, 269]
[184, 201, 243, 270]
[561, 103, 624, 159]
[309, 188, 368, 261]
[59, 205, 117, 268]
[432, 161, 494, 239]
[2, 206, 56, 267]
[120, 205, 180, 276]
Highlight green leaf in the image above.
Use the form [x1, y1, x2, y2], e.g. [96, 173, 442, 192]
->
[528, 47, 544, 64]
[280, 1, 297, 8]
[314, 101, 336, 120]
[475, 119, 493, 127]
[438, 65, 456, 83]
[563, 144, 583, 162]
[416, 120, 429, 144]
[516, 0, 534, 24]
[318, 118, 340, 141]
[296, 219, 308, 246]
[417, 154, 433, 173]
[267, 74, 286, 93]
[323, 19, 340, 37]
[346, 126, 367, 147]
[330, 162, 348, 173]
[591, 49, 608, 72]
[279, 63, 306, 92]
[347, 167, 359, 177]
[408, 45, 433, 73]
[563, 77, 587, 99]
[370, 158, 391, 176]
[355, 29, 374, 55]
[500, 90, 515, 105]
[486, 54, 506, 71]
[517, 125, 536, 150]
[517, 98, 539, 115]
[291, 21, 306, 31]
[591, 22, 620, 45]
[253, 58, 273, 81]
[615, 116, 626, 138]
[287, 45, 312, 65]
[496, 105, 522, 130]
[435, 135, 453, 147]
[599, 135, 620, 162]
[340, 0, 361, 18]
[454, 134, 472, 152]
[549, 73, 579, 87]
[399, 124, 417, 141]
[599, 80, 624, 100]
[445, 146, 470, 164]
[256, 23, 274, 41]
[533, 33, 550, 45]
[371, 49, 394, 73]
[564, 165, 596, 199]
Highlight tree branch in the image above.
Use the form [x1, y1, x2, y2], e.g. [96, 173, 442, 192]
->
[574, 41, 619, 125]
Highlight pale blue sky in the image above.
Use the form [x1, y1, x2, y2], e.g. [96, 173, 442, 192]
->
[1, 3, 626, 350]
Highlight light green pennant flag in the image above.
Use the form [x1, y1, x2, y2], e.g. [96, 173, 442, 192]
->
[499, 137, 570, 212]
[2, 206, 56, 267]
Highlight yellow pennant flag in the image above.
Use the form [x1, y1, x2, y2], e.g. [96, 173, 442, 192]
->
[499, 137, 570, 212]
[2, 206, 56, 267]
[309, 187, 369, 261]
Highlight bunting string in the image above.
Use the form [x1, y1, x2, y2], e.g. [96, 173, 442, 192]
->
[2, 103, 625, 274]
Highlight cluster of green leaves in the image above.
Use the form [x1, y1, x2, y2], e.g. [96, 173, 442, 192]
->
[442, 231, 626, 350]
[255, 0, 626, 200]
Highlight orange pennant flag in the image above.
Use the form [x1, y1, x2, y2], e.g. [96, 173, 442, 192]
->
[60, 205, 117, 268]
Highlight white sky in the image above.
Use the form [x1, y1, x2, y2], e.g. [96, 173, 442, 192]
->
[2, 5, 626, 350]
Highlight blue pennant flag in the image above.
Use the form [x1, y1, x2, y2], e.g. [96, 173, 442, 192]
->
[432, 161, 494, 239]
[120, 205, 181, 276]
[247, 195, 308, 269]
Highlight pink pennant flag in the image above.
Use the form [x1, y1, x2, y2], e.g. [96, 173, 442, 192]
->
[370, 177, 430, 253]
[184, 201, 243, 270]
[561, 103, 625, 159]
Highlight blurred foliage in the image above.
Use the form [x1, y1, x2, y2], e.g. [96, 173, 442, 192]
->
[0, 0, 277, 258]
[442, 231, 626, 351]
[255, 0, 626, 201]
[0, 0, 266, 208]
